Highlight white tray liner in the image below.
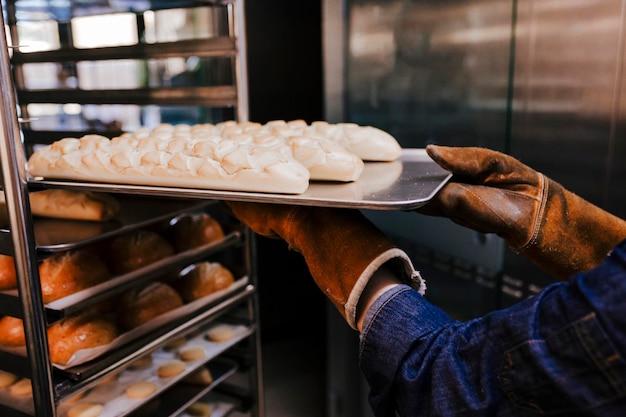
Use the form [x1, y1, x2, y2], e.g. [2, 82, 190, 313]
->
[57, 323, 250, 417]
[0, 277, 249, 369]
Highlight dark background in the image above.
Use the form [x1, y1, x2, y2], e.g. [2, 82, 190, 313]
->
[244, 0, 327, 340]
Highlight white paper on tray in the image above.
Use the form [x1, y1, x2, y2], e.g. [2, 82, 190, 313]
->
[179, 401, 233, 417]
[57, 277, 249, 369]
[0, 277, 249, 369]
[57, 323, 250, 417]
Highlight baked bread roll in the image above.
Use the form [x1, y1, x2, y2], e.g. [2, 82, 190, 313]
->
[169, 212, 225, 252]
[0, 316, 25, 346]
[0, 255, 16, 290]
[29, 189, 120, 222]
[106, 230, 174, 275]
[175, 262, 235, 302]
[39, 249, 111, 303]
[117, 282, 183, 330]
[0, 313, 118, 365]
[47, 312, 119, 366]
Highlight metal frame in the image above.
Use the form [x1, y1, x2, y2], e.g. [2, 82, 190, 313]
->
[0, 18, 57, 417]
[0, 0, 263, 415]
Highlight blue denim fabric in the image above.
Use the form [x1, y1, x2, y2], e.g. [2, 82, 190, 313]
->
[359, 240, 626, 417]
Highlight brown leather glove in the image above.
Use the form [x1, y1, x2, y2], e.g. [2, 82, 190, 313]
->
[416, 144, 626, 280]
[224, 202, 425, 329]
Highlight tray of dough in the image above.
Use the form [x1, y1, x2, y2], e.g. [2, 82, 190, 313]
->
[29, 149, 452, 211]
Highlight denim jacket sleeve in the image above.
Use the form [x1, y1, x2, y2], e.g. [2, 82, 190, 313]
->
[359, 240, 626, 417]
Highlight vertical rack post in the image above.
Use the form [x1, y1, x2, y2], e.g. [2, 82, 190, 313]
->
[228, 2, 264, 415]
[0, 12, 57, 417]
[230, 0, 249, 123]
[243, 226, 265, 417]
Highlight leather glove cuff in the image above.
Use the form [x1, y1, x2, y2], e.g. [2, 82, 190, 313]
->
[345, 248, 425, 329]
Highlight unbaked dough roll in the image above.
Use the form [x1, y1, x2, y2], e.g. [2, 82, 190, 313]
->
[26, 121, 402, 194]
[340, 124, 402, 161]
[309, 121, 402, 162]
[286, 136, 364, 182]
[27, 133, 311, 195]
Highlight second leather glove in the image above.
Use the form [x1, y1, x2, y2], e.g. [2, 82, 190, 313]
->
[225, 202, 425, 329]
[417, 145, 626, 279]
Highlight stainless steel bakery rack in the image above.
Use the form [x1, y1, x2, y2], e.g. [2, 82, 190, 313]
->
[0, 1, 264, 416]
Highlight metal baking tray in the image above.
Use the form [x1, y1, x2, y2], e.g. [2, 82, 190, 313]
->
[0, 233, 243, 321]
[23, 195, 215, 255]
[28, 149, 452, 210]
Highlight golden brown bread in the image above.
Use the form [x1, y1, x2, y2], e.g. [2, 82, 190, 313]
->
[0, 316, 26, 346]
[29, 189, 120, 222]
[106, 230, 174, 275]
[169, 212, 225, 252]
[47, 312, 119, 366]
[117, 282, 183, 330]
[39, 249, 111, 303]
[0, 313, 118, 366]
[0, 255, 16, 290]
[175, 262, 235, 302]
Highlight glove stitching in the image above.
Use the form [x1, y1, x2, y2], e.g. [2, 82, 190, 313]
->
[519, 174, 548, 251]
[462, 185, 511, 229]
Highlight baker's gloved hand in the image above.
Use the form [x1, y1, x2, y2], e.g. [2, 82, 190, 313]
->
[416, 145, 626, 279]
[224, 202, 425, 329]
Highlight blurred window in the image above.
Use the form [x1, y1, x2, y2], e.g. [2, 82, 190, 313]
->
[71, 13, 137, 48]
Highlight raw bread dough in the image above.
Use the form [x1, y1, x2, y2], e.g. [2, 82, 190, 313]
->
[125, 381, 158, 399]
[177, 345, 206, 362]
[67, 402, 104, 417]
[206, 324, 234, 342]
[157, 360, 186, 378]
[27, 121, 402, 194]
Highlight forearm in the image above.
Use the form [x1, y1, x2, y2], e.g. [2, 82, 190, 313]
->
[355, 265, 402, 332]
[359, 240, 626, 416]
